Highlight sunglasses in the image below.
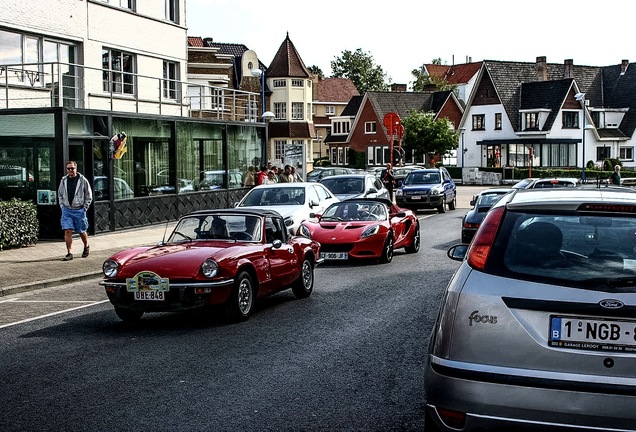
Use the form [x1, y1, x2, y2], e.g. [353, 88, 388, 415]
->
[66, 167, 76, 170]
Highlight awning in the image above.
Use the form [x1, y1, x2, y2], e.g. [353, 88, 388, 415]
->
[476, 138, 581, 145]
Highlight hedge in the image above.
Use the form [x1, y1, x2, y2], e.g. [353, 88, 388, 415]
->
[0, 199, 39, 251]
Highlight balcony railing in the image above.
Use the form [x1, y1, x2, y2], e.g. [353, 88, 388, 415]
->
[0, 62, 261, 122]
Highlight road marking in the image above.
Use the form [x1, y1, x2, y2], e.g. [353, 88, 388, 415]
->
[4, 300, 99, 303]
[0, 300, 109, 329]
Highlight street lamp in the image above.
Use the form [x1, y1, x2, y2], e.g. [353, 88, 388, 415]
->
[459, 127, 466, 168]
[575, 92, 587, 182]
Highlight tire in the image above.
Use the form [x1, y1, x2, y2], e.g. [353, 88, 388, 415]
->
[114, 307, 143, 322]
[437, 202, 446, 213]
[405, 222, 420, 254]
[448, 194, 456, 210]
[291, 257, 314, 299]
[225, 271, 255, 322]
[379, 234, 394, 263]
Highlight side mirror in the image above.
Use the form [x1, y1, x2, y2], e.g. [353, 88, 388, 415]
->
[447, 244, 469, 261]
[309, 199, 319, 208]
[367, 187, 378, 195]
[469, 199, 475, 206]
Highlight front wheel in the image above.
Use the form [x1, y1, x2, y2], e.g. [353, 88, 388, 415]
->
[225, 271, 255, 322]
[114, 307, 143, 322]
[437, 202, 446, 213]
[291, 257, 314, 299]
[380, 234, 394, 263]
[405, 222, 420, 253]
[448, 194, 456, 210]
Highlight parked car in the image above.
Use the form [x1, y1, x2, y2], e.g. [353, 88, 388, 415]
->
[299, 198, 420, 263]
[93, 176, 134, 200]
[392, 165, 421, 188]
[512, 177, 579, 189]
[395, 167, 456, 213]
[100, 209, 322, 322]
[0, 165, 33, 185]
[460, 187, 513, 243]
[318, 174, 389, 201]
[306, 167, 356, 182]
[235, 182, 339, 235]
[179, 170, 243, 192]
[426, 187, 636, 431]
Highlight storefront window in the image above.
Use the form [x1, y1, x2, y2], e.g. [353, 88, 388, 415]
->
[227, 124, 262, 189]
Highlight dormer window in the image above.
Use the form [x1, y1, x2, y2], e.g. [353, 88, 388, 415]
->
[525, 112, 539, 130]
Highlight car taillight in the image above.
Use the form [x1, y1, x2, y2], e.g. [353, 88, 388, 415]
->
[467, 206, 504, 270]
[436, 407, 466, 429]
[463, 222, 480, 229]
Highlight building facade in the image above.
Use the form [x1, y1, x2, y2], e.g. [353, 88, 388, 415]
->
[0, 0, 265, 239]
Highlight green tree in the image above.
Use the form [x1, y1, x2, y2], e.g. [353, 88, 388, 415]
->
[331, 49, 388, 93]
[307, 65, 324, 79]
[410, 63, 456, 92]
[401, 110, 458, 162]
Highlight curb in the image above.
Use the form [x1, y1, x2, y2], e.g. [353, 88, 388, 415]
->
[0, 271, 102, 297]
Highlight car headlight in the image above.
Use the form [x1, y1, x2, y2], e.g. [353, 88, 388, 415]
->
[201, 259, 218, 278]
[396, 189, 403, 197]
[298, 224, 311, 239]
[360, 224, 380, 238]
[102, 259, 119, 278]
[430, 186, 443, 195]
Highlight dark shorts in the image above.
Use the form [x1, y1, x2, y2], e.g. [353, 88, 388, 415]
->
[61, 207, 88, 234]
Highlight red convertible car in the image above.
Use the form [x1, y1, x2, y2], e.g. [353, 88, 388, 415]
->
[299, 198, 420, 263]
[100, 209, 322, 322]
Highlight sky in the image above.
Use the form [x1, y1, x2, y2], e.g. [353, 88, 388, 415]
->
[186, 0, 632, 86]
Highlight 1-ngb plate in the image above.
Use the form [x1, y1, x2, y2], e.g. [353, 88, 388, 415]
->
[320, 252, 348, 260]
[549, 315, 636, 352]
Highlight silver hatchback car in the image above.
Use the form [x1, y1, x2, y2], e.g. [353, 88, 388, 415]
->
[426, 187, 636, 431]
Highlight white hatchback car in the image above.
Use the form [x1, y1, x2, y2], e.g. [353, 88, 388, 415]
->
[426, 187, 636, 431]
[235, 182, 339, 235]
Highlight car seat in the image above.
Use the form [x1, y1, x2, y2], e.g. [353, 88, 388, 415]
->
[513, 222, 568, 268]
[211, 217, 230, 238]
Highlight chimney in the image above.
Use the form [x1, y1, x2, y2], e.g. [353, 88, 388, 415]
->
[564, 59, 573, 78]
[391, 83, 407, 92]
[621, 59, 629, 75]
[536, 56, 547, 81]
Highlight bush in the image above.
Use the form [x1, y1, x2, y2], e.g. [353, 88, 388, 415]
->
[0, 199, 39, 251]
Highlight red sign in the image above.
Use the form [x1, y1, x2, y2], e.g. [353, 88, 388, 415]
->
[383, 112, 400, 129]
[383, 112, 401, 166]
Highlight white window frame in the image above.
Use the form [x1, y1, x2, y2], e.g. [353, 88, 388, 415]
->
[165, 0, 179, 23]
[102, 48, 136, 95]
[326, 106, 335, 115]
[274, 102, 287, 120]
[292, 102, 304, 120]
[273, 79, 286, 88]
[365, 121, 376, 134]
[162, 60, 179, 100]
[291, 79, 303, 87]
[274, 140, 286, 160]
[620, 146, 634, 161]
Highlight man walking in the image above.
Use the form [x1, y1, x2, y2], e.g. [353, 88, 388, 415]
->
[58, 161, 92, 261]
[381, 162, 395, 203]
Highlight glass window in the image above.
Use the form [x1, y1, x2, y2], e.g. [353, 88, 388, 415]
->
[273, 79, 286, 87]
[0, 142, 36, 201]
[227, 124, 261, 189]
[291, 79, 303, 87]
[495, 113, 502, 130]
[165, 0, 179, 23]
[365, 122, 376, 133]
[472, 114, 485, 130]
[102, 48, 135, 95]
[524, 113, 539, 130]
[562, 111, 579, 128]
[162, 61, 179, 100]
[292, 102, 304, 120]
[274, 102, 286, 120]
[620, 146, 634, 161]
[596, 146, 611, 161]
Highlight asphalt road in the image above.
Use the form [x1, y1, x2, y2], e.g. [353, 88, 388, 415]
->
[0, 187, 483, 431]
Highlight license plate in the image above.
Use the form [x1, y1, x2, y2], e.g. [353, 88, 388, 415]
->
[134, 290, 165, 301]
[549, 315, 636, 352]
[320, 252, 348, 260]
[410, 196, 421, 200]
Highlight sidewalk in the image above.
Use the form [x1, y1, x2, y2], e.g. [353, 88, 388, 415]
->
[0, 222, 175, 297]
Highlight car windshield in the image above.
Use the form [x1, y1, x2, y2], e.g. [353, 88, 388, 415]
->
[477, 192, 507, 207]
[321, 177, 364, 194]
[168, 214, 262, 242]
[321, 201, 387, 221]
[240, 187, 306, 206]
[404, 172, 440, 185]
[490, 210, 636, 288]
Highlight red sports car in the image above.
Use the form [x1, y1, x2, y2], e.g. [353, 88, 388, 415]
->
[100, 209, 322, 322]
[299, 198, 420, 263]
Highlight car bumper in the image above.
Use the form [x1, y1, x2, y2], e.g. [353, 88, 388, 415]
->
[397, 195, 444, 208]
[425, 355, 636, 431]
[318, 237, 386, 260]
[101, 279, 234, 312]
